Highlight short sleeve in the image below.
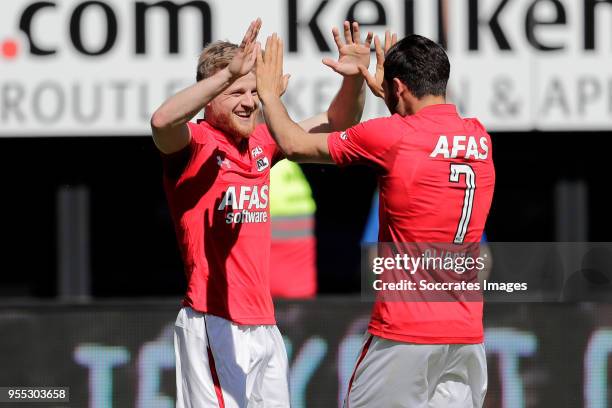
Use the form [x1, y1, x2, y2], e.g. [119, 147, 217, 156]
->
[327, 116, 403, 170]
[160, 121, 208, 180]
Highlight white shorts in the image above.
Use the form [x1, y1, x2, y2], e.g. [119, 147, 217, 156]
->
[174, 307, 290, 408]
[344, 335, 487, 408]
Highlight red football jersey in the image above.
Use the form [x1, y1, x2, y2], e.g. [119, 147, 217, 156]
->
[162, 121, 283, 325]
[328, 104, 495, 343]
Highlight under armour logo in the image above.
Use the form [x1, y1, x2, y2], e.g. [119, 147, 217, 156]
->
[216, 155, 231, 169]
[340, 132, 347, 140]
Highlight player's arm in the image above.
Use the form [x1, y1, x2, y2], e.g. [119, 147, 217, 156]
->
[356, 31, 398, 100]
[150, 19, 262, 154]
[257, 35, 332, 163]
[297, 22, 373, 134]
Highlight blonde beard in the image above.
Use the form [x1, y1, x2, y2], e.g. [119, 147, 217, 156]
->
[206, 108, 258, 141]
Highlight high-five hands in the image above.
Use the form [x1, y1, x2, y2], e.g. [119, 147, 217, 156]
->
[357, 31, 398, 99]
[256, 25, 398, 101]
[256, 34, 289, 102]
[322, 21, 374, 77]
[226, 18, 262, 80]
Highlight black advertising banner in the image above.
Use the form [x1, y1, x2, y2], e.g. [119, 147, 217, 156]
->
[0, 300, 610, 408]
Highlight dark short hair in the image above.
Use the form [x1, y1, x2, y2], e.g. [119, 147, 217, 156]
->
[384, 34, 450, 98]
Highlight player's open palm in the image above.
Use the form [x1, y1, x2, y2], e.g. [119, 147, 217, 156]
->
[227, 18, 262, 79]
[357, 31, 398, 98]
[323, 21, 373, 77]
[256, 34, 289, 100]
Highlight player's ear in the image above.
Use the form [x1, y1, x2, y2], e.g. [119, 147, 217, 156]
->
[393, 77, 408, 99]
[204, 102, 213, 119]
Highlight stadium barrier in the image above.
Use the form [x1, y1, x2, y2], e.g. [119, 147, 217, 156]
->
[0, 299, 610, 408]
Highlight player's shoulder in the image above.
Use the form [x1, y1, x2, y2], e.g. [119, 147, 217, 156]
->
[360, 114, 407, 129]
[462, 116, 489, 135]
[349, 114, 409, 140]
[391, 112, 429, 132]
[187, 119, 216, 145]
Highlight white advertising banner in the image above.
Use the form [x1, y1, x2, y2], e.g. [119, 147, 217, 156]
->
[0, 0, 611, 136]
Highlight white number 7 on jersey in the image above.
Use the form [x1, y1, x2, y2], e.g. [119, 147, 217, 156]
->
[449, 164, 476, 245]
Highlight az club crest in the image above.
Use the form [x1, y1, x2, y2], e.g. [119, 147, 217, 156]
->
[256, 157, 269, 172]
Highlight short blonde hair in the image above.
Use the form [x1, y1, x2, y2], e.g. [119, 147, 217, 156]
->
[196, 41, 239, 81]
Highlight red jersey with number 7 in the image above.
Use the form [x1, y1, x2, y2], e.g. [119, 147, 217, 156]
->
[328, 104, 495, 344]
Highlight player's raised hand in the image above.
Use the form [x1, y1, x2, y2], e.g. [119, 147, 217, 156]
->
[226, 18, 262, 79]
[256, 34, 289, 101]
[357, 30, 398, 98]
[322, 21, 374, 77]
